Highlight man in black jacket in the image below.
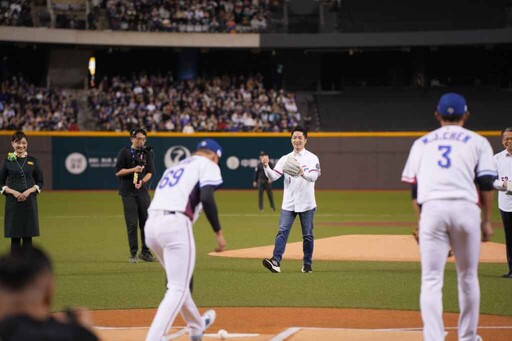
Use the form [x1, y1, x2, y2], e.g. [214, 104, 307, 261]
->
[0, 247, 98, 341]
[253, 151, 275, 212]
[115, 128, 155, 263]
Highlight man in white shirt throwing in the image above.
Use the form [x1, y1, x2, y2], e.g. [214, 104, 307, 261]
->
[261, 126, 321, 273]
[401, 93, 496, 341]
[493, 127, 512, 278]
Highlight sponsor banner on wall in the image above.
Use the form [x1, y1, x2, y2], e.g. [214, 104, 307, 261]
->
[53, 136, 290, 189]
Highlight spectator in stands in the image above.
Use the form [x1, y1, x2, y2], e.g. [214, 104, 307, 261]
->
[103, 0, 269, 33]
[0, 0, 32, 27]
[0, 77, 78, 131]
[88, 72, 300, 133]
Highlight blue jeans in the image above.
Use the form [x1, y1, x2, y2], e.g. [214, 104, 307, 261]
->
[272, 208, 315, 265]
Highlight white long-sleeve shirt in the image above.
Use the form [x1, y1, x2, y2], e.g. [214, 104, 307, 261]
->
[493, 149, 512, 212]
[264, 149, 320, 212]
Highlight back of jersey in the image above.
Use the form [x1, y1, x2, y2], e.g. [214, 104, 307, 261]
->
[402, 125, 496, 204]
[149, 155, 223, 221]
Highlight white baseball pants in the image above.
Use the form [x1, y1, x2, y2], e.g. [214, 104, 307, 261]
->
[419, 200, 481, 341]
[145, 211, 204, 341]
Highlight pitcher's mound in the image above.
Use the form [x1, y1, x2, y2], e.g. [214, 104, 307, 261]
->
[209, 235, 506, 263]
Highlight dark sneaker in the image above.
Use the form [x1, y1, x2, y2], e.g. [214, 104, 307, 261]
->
[138, 252, 154, 262]
[301, 264, 312, 273]
[128, 254, 138, 263]
[262, 258, 281, 273]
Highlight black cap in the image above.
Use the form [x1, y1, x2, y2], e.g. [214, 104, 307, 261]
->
[259, 151, 266, 156]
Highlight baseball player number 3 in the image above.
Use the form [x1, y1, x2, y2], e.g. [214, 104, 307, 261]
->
[437, 145, 452, 168]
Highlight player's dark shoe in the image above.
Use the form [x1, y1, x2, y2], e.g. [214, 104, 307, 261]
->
[138, 252, 155, 262]
[263, 258, 281, 273]
[301, 264, 312, 273]
[501, 271, 512, 278]
[128, 254, 138, 263]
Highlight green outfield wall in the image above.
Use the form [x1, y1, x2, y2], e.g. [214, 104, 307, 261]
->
[0, 132, 502, 190]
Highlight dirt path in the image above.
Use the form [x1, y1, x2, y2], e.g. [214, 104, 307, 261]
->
[92, 307, 512, 340]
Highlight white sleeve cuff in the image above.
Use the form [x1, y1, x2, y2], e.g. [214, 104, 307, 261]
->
[493, 179, 507, 191]
[302, 171, 320, 182]
[0, 186, 6, 194]
[34, 185, 41, 193]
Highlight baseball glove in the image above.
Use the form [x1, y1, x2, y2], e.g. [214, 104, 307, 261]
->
[282, 155, 302, 177]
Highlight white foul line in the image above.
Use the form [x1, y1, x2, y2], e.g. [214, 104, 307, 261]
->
[270, 327, 301, 341]
[269, 326, 512, 340]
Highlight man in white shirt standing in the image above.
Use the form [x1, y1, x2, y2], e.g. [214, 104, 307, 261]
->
[401, 93, 496, 341]
[493, 127, 512, 278]
[260, 126, 321, 273]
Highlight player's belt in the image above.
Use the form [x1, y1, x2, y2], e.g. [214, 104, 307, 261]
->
[162, 210, 193, 222]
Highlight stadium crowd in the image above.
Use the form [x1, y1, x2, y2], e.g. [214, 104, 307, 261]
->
[0, 77, 80, 131]
[88, 72, 301, 132]
[1, 0, 272, 32]
[103, 0, 269, 33]
[0, 0, 32, 27]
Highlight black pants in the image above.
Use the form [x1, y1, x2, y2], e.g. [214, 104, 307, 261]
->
[10, 237, 32, 254]
[500, 209, 512, 272]
[122, 193, 151, 255]
[258, 180, 275, 211]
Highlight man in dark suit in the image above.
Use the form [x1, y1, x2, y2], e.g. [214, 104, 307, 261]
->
[253, 151, 275, 212]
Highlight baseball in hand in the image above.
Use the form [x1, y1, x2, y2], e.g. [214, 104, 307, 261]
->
[217, 329, 228, 339]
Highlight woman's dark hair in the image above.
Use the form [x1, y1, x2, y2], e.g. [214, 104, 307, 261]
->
[11, 131, 27, 142]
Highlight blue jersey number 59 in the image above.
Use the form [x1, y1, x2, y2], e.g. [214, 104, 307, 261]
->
[437, 145, 452, 168]
[158, 168, 184, 188]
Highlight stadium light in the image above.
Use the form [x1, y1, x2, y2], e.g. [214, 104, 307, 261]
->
[88, 57, 96, 88]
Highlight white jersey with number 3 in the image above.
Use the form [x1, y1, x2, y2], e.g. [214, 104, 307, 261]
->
[148, 155, 223, 222]
[401, 125, 496, 204]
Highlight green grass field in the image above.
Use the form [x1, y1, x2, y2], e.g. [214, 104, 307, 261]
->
[0, 190, 510, 316]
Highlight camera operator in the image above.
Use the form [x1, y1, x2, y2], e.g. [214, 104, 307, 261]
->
[115, 128, 155, 263]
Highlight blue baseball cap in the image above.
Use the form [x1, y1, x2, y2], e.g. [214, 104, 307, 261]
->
[437, 93, 468, 116]
[197, 139, 222, 158]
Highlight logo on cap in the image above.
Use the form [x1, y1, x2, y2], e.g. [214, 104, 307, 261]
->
[437, 93, 467, 116]
[197, 139, 222, 158]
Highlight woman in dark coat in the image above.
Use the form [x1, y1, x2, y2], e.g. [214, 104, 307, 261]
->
[0, 131, 44, 253]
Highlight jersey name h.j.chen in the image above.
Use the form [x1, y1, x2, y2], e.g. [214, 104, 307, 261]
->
[422, 131, 471, 144]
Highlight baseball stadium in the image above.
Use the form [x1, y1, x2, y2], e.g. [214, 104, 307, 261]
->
[1, 1, 512, 340]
